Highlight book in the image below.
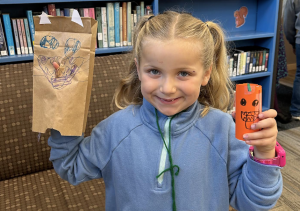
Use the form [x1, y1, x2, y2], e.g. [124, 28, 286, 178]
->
[26, 10, 35, 46]
[136, 6, 141, 23]
[11, 19, 21, 55]
[24, 18, 33, 54]
[107, 3, 115, 47]
[131, 14, 134, 44]
[43, 6, 48, 14]
[88, 8, 97, 48]
[83, 8, 89, 17]
[95, 7, 103, 48]
[133, 10, 137, 28]
[64, 8, 70, 17]
[146, 5, 153, 15]
[48, 4, 56, 16]
[122, 2, 127, 46]
[140, 1, 145, 17]
[101, 7, 108, 48]
[114, 2, 120, 47]
[265, 52, 269, 71]
[16, 19, 24, 54]
[120, 6, 123, 47]
[56, 8, 61, 16]
[20, 19, 29, 54]
[60, 10, 64, 16]
[2, 14, 15, 55]
[127, 2, 132, 46]
[79, 8, 84, 17]
[70, 8, 74, 16]
[0, 15, 8, 56]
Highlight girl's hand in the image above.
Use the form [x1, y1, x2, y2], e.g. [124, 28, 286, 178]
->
[232, 109, 278, 159]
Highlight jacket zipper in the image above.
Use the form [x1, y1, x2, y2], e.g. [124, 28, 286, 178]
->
[157, 117, 171, 186]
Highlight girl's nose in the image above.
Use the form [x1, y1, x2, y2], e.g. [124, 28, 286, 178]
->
[160, 77, 176, 94]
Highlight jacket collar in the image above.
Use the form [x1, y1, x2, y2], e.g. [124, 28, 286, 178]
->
[140, 98, 203, 135]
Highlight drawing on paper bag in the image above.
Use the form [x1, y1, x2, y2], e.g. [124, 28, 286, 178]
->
[36, 36, 87, 90]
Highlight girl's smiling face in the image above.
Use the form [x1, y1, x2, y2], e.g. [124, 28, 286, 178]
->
[136, 38, 212, 116]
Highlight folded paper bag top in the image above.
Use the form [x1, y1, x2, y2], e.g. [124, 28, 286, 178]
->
[32, 13, 98, 136]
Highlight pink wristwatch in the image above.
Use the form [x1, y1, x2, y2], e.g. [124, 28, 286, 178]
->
[249, 141, 286, 167]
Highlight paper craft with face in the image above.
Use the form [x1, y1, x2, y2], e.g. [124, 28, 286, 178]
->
[235, 84, 262, 140]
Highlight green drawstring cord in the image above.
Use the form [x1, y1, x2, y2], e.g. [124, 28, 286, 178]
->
[155, 109, 180, 211]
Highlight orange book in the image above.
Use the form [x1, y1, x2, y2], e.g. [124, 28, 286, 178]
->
[122, 2, 127, 46]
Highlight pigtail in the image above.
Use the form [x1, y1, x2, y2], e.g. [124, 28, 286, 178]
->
[199, 21, 234, 116]
[114, 15, 154, 109]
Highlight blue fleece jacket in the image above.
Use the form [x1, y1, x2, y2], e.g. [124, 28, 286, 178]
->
[48, 98, 282, 211]
[284, 0, 300, 48]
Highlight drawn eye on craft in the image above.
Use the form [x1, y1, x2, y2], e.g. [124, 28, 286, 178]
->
[240, 98, 246, 106]
[40, 35, 59, 49]
[64, 38, 81, 55]
[252, 99, 259, 107]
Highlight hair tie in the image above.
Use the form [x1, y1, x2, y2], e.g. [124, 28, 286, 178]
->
[148, 16, 155, 21]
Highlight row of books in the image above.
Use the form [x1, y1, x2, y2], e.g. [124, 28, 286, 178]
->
[0, 11, 35, 57]
[227, 46, 269, 77]
[0, 1, 152, 57]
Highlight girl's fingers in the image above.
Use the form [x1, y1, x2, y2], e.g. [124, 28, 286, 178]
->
[243, 127, 277, 140]
[258, 109, 277, 120]
[251, 117, 277, 131]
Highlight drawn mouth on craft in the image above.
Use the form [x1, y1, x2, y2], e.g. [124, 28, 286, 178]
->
[241, 111, 259, 129]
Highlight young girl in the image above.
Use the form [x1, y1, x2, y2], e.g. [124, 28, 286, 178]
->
[49, 11, 282, 211]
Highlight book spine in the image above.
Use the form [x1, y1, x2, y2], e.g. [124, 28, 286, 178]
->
[48, 4, 56, 16]
[89, 8, 95, 19]
[236, 53, 240, 76]
[249, 52, 253, 73]
[229, 57, 234, 77]
[265, 52, 269, 71]
[20, 19, 28, 54]
[140, 1, 144, 17]
[101, 7, 108, 48]
[56, 8, 61, 16]
[252, 52, 257, 72]
[114, 2, 120, 47]
[107, 3, 115, 47]
[11, 19, 21, 55]
[96, 7, 103, 48]
[43, 6, 48, 14]
[24, 19, 33, 54]
[133, 10, 137, 28]
[0, 16, 8, 56]
[136, 6, 141, 23]
[258, 51, 263, 72]
[88, 8, 97, 48]
[64, 8, 70, 17]
[79, 8, 84, 17]
[16, 19, 24, 54]
[245, 52, 250, 74]
[122, 2, 127, 46]
[120, 7, 123, 47]
[241, 52, 245, 75]
[60, 10, 64, 16]
[26, 10, 35, 46]
[262, 50, 266, 71]
[233, 53, 237, 77]
[131, 14, 134, 44]
[2, 14, 15, 55]
[70, 9, 74, 17]
[127, 2, 132, 45]
[83, 8, 89, 17]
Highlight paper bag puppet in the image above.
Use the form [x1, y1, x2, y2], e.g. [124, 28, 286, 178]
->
[32, 11, 97, 136]
[235, 83, 262, 140]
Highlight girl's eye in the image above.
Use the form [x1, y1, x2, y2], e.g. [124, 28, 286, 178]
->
[149, 69, 160, 75]
[178, 71, 189, 77]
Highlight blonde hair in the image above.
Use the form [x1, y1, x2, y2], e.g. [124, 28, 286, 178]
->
[114, 11, 234, 116]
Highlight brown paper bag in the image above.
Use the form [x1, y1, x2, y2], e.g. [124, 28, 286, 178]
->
[32, 14, 97, 136]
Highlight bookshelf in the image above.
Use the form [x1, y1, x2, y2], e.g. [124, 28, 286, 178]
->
[159, 0, 280, 110]
[0, 0, 159, 63]
[0, 0, 280, 110]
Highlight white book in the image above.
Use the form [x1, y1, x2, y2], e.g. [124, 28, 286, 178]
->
[101, 7, 108, 48]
